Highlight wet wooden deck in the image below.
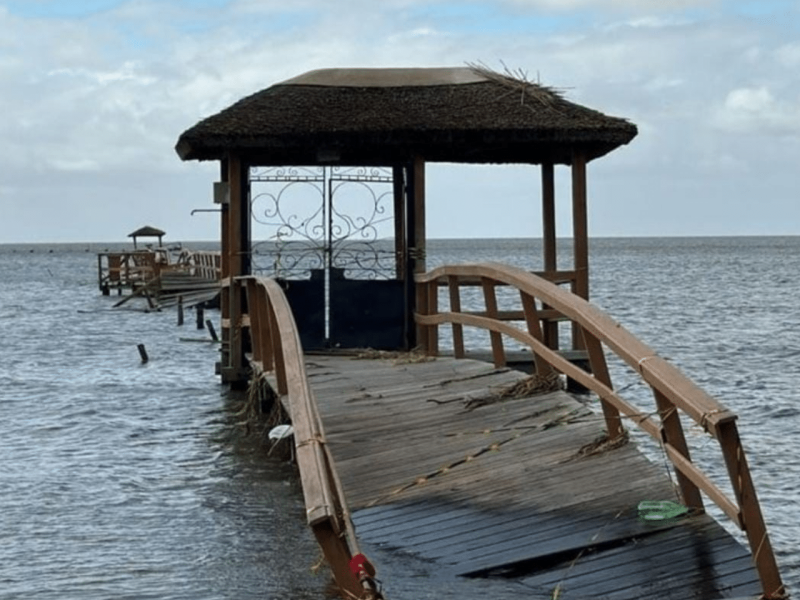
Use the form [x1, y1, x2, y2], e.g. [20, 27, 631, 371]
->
[305, 354, 762, 600]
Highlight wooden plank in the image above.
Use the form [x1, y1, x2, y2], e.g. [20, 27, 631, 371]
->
[304, 355, 763, 599]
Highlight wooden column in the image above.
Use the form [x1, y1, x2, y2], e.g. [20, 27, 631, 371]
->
[541, 162, 559, 350]
[223, 153, 249, 386]
[393, 165, 406, 281]
[219, 159, 230, 375]
[411, 157, 427, 349]
[542, 162, 556, 274]
[571, 150, 589, 351]
[571, 150, 589, 300]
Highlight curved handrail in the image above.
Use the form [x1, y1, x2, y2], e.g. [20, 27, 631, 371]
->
[239, 275, 379, 600]
[416, 262, 784, 599]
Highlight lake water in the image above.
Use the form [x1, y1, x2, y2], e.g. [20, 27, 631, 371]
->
[0, 237, 797, 598]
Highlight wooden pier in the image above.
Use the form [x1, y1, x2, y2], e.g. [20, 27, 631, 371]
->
[239, 266, 785, 600]
[307, 354, 761, 599]
[97, 248, 221, 309]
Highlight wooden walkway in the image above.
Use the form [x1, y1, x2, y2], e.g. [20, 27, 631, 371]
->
[306, 354, 762, 600]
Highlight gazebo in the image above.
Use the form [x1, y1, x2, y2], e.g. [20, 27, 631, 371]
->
[175, 66, 637, 384]
[128, 225, 166, 250]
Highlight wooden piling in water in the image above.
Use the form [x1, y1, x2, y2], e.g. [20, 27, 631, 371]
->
[177, 296, 184, 326]
[137, 343, 149, 363]
[206, 319, 218, 342]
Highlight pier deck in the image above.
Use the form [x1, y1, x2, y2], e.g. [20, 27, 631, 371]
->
[305, 354, 761, 600]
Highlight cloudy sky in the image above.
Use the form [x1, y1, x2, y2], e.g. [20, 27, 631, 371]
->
[0, 0, 798, 243]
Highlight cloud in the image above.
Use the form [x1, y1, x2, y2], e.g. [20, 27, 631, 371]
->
[713, 86, 800, 135]
[1, 0, 799, 242]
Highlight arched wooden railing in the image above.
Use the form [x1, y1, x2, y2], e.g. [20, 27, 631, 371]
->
[416, 262, 784, 599]
[239, 276, 380, 600]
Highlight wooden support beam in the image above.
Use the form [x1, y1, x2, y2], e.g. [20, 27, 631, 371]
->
[541, 162, 559, 351]
[219, 159, 231, 374]
[519, 290, 553, 377]
[571, 151, 589, 301]
[717, 420, 785, 599]
[224, 154, 248, 385]
[571, 150, 589, 351]
[410, 157, 427, 349]
[481, 277, 506, 368]
[448, 275, 465, 358]
[581, 327, 625, 440]
[653, 389, 704, 511]
[393, 165, 406, 281]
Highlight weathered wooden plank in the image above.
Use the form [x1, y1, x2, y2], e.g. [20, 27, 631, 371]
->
[306, 355, 762, 599]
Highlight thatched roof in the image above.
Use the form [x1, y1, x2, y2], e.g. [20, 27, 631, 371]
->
[175, 67, 637, 166]
[128, 226, 165, 238]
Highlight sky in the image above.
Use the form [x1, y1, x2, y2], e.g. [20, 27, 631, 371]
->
[0, 0, 798, 243]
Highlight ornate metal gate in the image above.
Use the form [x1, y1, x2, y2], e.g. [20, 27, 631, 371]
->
[250, 166, 405, 350]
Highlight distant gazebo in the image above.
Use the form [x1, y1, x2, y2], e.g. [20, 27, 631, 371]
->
[128, 225, 165, 249]
[175, 66, 637, 384]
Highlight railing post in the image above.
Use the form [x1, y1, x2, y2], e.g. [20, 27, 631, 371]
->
[260, 284, 274, 372]
[427, 280, 439, 356]
[717, 420, 784, 599]
[481, 277, 506, 368]
[652, 389, 704, 511]
[519, 290, 554, 377]
[447, 275, 465, 359]
[580, 328, 625, 440]
[415, 277, 430, 355]
[268, 300, 287, 395]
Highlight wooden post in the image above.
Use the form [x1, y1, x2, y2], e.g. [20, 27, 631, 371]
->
[571, 150, 589, 351]
[541, 162, 559, 350]
[571, 151, 589, 301]
[717, 420, 784, 599]
[448, 275, 465, 358]
[177, 296, 184, 326]
[393, 165, 406, 281]
[581, 329, 624, 440]
[427, 280, 438, 355]
[206, 319, 219, 342]
[219, 159, 230, 373]
[413, 157, 426, 349]
[196, 305, 205, 330]
[137, 343, 149, 363]
[653, 389, 703, 510]
[406, 157, 426, 350]
[519, 290, 553, 377]
[225, 154, 247, 385]
[481, 277, 506, 368]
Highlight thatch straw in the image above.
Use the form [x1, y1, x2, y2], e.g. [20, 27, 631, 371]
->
[464, 370, 562, 410]
[352, 347, 436, 365]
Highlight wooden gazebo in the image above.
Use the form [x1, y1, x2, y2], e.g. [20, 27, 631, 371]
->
[175, 66, 637, 384]
[128, 225, 166, 250]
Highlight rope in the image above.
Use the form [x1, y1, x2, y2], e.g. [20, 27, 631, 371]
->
[636, 355, 656, 373]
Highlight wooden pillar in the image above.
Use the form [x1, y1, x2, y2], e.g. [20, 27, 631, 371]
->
[411, 157, 426, 349]
[219, 159, 230, 375]
[571, 150, 589, 351]
[542, 162, 556, 274]
[571, 150, 589, 300]
[393, 165, 406, 281]
[541, 162, 559, 350]
[223, 153, 249, 386]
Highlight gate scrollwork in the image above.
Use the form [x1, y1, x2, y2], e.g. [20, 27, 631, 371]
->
[250, 166, 396, 279]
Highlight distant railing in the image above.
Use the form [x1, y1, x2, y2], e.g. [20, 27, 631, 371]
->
[176, 250, 221, 281]
[416, 262, 784, 599]
[98, 249, 221, 293]
[97, 250, 163, 291]
[239, 276, 381, 600]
